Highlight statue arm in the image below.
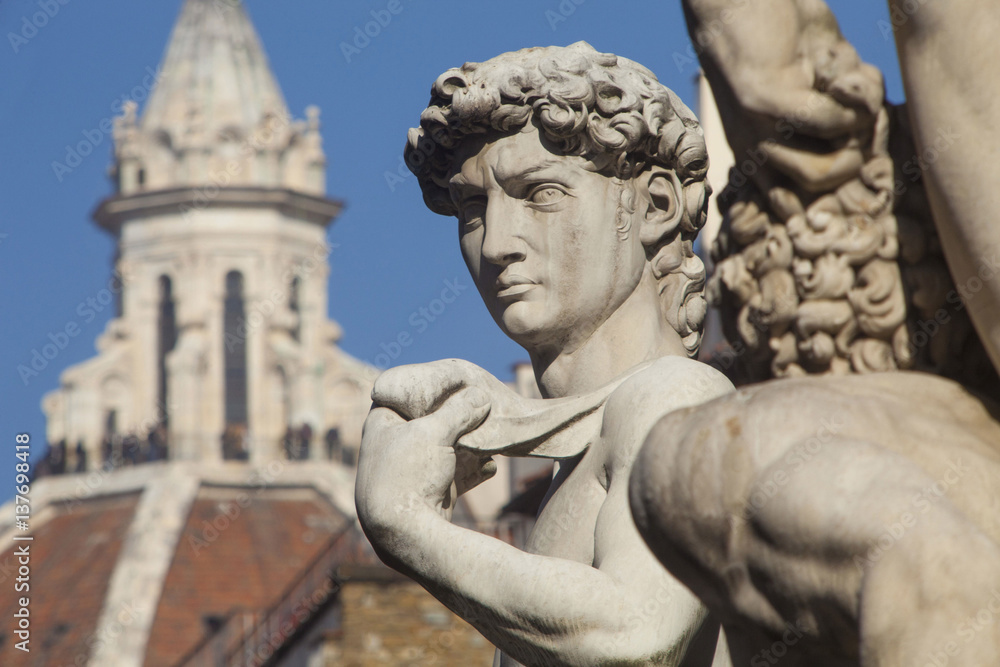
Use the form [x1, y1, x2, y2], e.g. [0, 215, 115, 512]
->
[682, 0, 875, 140]
[364, 495, 709, 666]
[356, 359, 734, 666]
[890, 0, 1000, 374]
[630, 378, 1000, 665]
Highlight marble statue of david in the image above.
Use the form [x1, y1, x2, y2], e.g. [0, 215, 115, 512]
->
[355, 42, 734, 667]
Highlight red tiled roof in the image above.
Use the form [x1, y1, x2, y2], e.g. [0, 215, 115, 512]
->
[0, 493, 141, 666]
[145, 487, 349, 667]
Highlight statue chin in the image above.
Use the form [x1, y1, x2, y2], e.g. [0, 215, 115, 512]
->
[496, 300, 536, 330]
[494, 302, 556, 349]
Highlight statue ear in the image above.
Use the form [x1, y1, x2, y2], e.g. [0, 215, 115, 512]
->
[638, 167, 683, 247]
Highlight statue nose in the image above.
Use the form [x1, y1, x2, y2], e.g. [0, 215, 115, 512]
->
[482, 196, 527, 266]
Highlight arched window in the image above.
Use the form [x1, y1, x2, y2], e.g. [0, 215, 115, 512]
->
[105, 410, 118, 437]
[112, 256, 125, 318]
[289, 276, 301, 342]
[157, 275, 177, 424]
[103, 410, 118, 466]
[223, 271, 248, 433]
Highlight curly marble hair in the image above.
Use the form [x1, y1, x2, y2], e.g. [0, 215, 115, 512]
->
[404, 41, 711, 357]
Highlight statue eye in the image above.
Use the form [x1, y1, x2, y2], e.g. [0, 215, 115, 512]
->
[460, 199, 486, 231]
[527, 185, 567, 206]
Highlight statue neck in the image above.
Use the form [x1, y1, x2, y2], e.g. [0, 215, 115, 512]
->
[529, 270, 688, 398]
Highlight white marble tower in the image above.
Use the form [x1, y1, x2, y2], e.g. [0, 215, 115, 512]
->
[42, 0, 376, 468]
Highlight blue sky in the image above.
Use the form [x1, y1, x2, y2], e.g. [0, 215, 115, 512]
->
[0, 0, 901, 499]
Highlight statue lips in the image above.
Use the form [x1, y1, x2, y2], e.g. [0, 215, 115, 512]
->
[495, 274, 537, 301]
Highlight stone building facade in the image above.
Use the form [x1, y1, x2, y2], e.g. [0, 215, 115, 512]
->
[40, 0, 376, 469]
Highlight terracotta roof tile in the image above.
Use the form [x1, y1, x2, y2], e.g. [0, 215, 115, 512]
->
[0, 493, 141, 666]
[145, 486, 349, 666]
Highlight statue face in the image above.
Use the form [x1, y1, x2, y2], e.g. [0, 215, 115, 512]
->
[449, 125, 647, 352]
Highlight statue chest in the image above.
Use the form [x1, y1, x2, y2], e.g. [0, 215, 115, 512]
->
[522, 451, 609, 565]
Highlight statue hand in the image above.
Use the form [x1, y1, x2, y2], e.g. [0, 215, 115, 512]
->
[371, 357, 618, 461]
[356, 387, 491, 534]
[454, 447, 498, 499]
[684, 0, 884, 191]
[369, 358, 500, 505]
[371, 358, 511, 420]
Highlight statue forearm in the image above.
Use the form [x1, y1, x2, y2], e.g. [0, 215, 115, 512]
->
[359, 501, 699, 666]
[684, 0, 879, 142]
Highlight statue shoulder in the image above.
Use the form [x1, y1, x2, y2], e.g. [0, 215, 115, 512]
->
[600, 357, 734, 473]
[607, 357, 734, 412]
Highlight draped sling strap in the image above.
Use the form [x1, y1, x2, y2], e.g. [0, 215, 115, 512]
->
[371, 358, 653, 460]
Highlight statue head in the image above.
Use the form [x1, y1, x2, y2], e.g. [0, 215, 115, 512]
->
[405, 42, 710, 357]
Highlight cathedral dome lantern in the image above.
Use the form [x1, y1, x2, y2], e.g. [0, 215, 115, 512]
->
[105, 0, 326, 198]
[45, 0, 374, 470]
